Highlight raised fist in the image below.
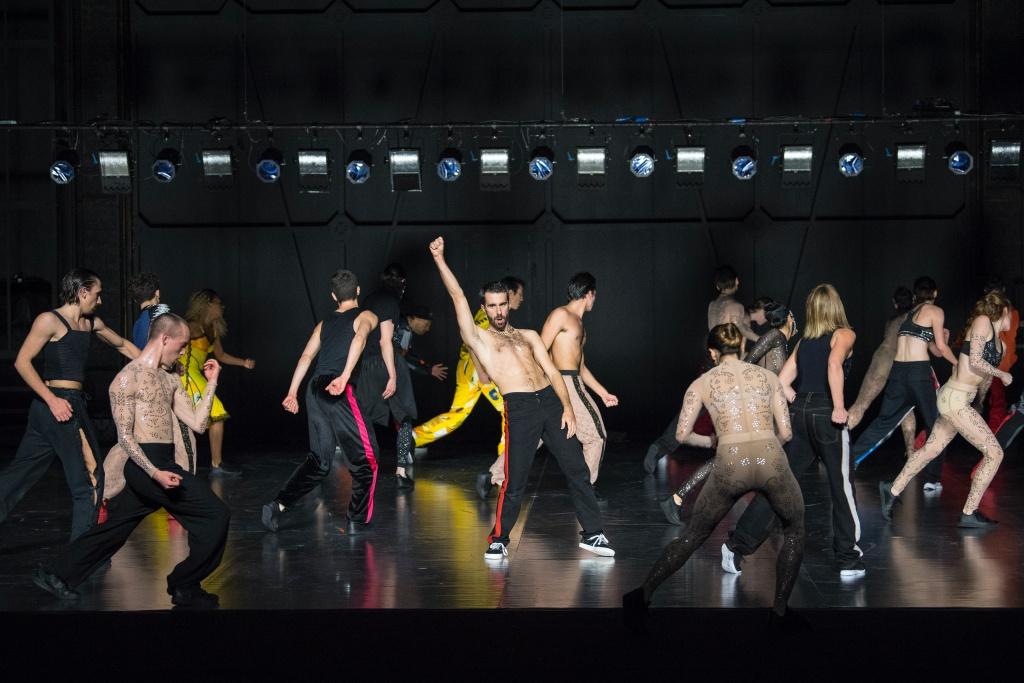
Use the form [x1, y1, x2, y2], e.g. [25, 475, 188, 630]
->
[429, 236, 445, 258]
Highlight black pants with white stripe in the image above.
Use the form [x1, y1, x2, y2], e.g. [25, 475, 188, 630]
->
[728, 392, 862, 565]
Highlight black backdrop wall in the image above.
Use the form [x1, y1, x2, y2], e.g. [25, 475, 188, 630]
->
[2, 0, 1024, 448]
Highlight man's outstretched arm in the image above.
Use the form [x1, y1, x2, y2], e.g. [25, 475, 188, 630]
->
[429, 236, 481, 351]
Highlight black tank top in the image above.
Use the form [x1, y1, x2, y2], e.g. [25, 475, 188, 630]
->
[42, 310, 93, 382]
[313, 309, 361, 377]
[796, 331, 851, 394]
[897, 305, 936, 343]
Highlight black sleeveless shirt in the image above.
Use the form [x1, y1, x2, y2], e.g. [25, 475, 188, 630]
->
[795, 331, 852, 394]
[43, 310, 93, 383]
[313, 309, 361, 378]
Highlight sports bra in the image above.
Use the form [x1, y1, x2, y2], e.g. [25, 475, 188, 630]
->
[960, 320, 1003, 367]
[897, 306, 935, 344]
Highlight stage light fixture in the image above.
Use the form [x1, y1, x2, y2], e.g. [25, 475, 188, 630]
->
[49, 148, 79, 185]
[480, 148, 510, 191]
[97, 151, 131, 193]
[152, 148, 181, 183]
[730, 147, 757, 181]
[629, 147, 655, 178]
[990, 140, 1021, 181]
[528, 148, 554, 181]
[201, 149, 234, 188]
[577, 147, 607, 188]
[297, 150, 330, 192]
[782, 146, 813, 173]
[837, 145, 864, 178]
[947, 149, 974, 176]
[256, 147, 284, 184]
[389, 149, 421, 192]
[437, 149, 462, 182]
[345, 151, 372, 185]
[896, 143, 926, 182]
[675, 147, 705, 174]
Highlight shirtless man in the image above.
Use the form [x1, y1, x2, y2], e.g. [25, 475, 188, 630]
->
[429, 237, 613, 560]
[643, 265, 758, 472]
[33, 313, 230, 607]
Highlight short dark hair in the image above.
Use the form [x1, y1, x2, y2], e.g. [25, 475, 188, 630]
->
[128, 272, 160, 305]
[59, 268, 101, 305]
[402, 303, 433, 321]
[149, 312, 188, 340]
[500, 276, 525, 295]
[567, 272, 597, 301]
[479, 280, 509, 303]
[913, 276, 938, 303]
[713, 265, 738, 292]
[892, 286, 914, 315]
[763, 302, 791, 329]
[747, 296, 776, 314]
[331, 270, 359, 302]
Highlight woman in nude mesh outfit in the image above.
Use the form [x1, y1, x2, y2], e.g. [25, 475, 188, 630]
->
[881, 290, 1014, 528]
[660, 302, 797, 525]
[623, 324, 804, 626]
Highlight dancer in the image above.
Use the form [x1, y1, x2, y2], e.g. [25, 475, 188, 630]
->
[413, 276, 525, 495]
[721, 284, 864, 577]
[429, 237, 612, 559]
[262, 270, 381, 532]
[395, 304, 448, 381]
[128, 272, 170, 349]
[623, 323, 804, 627]
[660, 302, 795, 524]
[980, 277, 1018, 431]
[849, 277, 958, 489]
[181, 289, 255, 477]
[748, 296, 777, 337]
[32, 313, 230, 607]
[0, 269, 139, 541]
[881, 290, 1013, 528]
[359, 264, 415, 488]
[643, 265, 757, 473]
[847, 286, 919, 456]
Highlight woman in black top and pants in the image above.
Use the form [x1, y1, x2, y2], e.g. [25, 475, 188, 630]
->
[722, 283, 865, 577]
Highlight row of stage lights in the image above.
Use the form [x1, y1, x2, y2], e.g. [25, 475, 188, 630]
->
[47, 139, 1018, 192]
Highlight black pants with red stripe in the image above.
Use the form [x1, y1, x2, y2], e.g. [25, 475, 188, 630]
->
[488, 386, 604, 545]
[274, 376, 380, 523]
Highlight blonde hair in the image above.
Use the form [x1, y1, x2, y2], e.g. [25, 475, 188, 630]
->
[184, 289, 227, 340]
[803, 283, 851, 339]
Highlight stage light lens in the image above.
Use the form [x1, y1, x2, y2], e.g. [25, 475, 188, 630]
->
[732, 155, 757, 180]
[437, 157, 461, 182]
[948, 150, 973, 175]
[50, 160, 75, 184]
[838, 152, 864, 178]
[528, 156, 553, 181]
[152, 158, 176, 183]
[346, 160, 370, 185]
[629, 151, 655, 178]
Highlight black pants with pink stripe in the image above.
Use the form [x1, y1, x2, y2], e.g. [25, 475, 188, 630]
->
[488, 386, 603, 545]
[274, 376, 380, 523]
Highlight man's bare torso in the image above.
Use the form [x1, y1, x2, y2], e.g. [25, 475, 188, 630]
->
[474, 327, 551, 395]
[550, 307, 585, 371]
[113, 362, 179, 444]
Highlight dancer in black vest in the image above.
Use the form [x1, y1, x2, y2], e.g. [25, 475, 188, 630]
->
[0, 269, 138, 541]
[262, 270, 381, 532]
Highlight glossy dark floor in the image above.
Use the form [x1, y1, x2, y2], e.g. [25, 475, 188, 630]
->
[2, 435, 1022, 612]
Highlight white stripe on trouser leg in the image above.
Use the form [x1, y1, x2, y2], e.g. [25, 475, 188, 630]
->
[854, 406, 916, 465]
[840, 428, 863, 557]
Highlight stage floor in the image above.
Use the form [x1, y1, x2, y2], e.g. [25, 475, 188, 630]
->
[1, 437, 1022, 612]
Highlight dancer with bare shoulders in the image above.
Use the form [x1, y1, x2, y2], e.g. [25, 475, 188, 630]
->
[429, 237, 613, 559]
[32, 313, 230, 607]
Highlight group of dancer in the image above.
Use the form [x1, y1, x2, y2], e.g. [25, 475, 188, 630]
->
[0, 243, 1017, 620]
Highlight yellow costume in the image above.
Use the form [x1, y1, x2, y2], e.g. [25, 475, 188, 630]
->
[180, 335, 229, 421]
[414, 309, 506, 456]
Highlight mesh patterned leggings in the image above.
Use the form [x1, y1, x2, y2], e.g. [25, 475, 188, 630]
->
[642, 436, 805, 615]
[892, 379, 1004, 514]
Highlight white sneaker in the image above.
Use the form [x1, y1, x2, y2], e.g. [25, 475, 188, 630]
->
[923, 481, 943, 494]
[484, 542, 508, 560]
[721, 543, 743, 574]
[579, 533, 615, 557]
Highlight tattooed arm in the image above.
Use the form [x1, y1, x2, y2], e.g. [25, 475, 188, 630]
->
[110, 367, 180, 489]
[770, 374, 794, 444]
[172, 360, 220, 433]
[675, 378, 714, 448]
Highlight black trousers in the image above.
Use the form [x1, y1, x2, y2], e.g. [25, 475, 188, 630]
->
[851, 360, 943, 480]
[51, 443, 230, 592]
[0, 389, 103, 541]
[488, 386, 603, 545]
[728, 392, 862, 564]
[275, 377, 380, 522]
[356, 354, 417, 467]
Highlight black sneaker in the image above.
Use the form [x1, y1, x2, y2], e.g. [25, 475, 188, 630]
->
[396, 468, 415, 490]
[32, 568, 79, 601]
[210, 464, 242, 478]
[660, 497, 684, 526]
[170, 585, 219, 608]
[579, 533, 615, 557]
[642, 443, 663, 475]
[839, 560, 866, 578]
[879, 480, 900, 522]
[622, 586, 649, 634]
[260, 502, 282, 532]
[484, 542, 508, 560]
[345, 518, 372, 535]
[958, 511, 998, 528]
[475, 471, 492, 501]
[721, 543, 743, 575]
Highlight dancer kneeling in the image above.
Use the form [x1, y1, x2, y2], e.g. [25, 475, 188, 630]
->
[881, 290, 1013, 528]
[625, 324, 804, 625]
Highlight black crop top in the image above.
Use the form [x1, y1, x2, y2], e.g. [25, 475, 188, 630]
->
[960, 320, 1003, 367]
[42, 310, 93, 383]
[897, 306, 935, 344]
